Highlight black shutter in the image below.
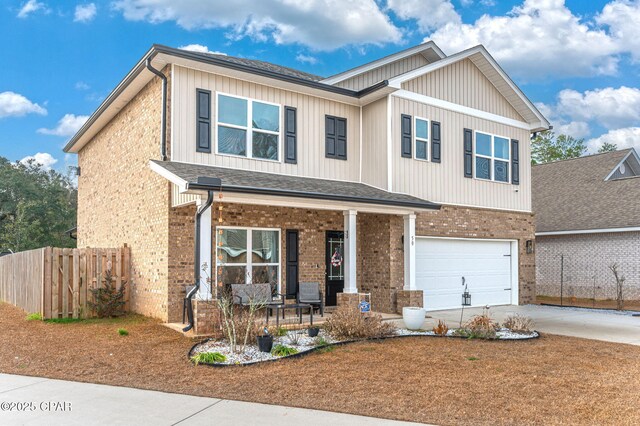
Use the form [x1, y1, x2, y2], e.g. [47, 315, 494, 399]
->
[511, 139, 520, 185]
[431, 121, 441, 163]
[463, 128, 473, 178]
[286, 230, 299, 299]
[196, 89, 211, 153]
[401, 114, 412, 158]
[284, 106, 297, 164]
[325, 115, 347, 160]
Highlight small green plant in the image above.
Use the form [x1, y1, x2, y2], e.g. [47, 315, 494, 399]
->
[275, 326, 288, 336]
[89, 268, 127, 318]
[271, 344, 299, 357]
[467, 356, 479, 361]
[46, 317, 83, 324]
[26, 312, 43, 321]
[118, 328, 129, 336]
[314, 336, 329, 347]
[191, 352, 227, 365]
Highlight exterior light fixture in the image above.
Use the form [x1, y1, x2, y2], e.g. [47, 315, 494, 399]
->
[526, 240, 534, 254]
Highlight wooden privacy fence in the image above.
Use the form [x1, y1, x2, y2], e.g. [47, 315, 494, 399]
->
[0, 246, 130, 319]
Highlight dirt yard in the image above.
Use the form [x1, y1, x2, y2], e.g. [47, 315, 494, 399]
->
[537, 295, 640, 311]
[1, 302, 639, 426]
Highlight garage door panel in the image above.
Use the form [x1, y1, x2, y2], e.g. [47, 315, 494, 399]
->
[416, 238, 513, 311]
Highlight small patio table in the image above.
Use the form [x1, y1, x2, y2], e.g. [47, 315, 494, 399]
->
[268, 303, 313, 327]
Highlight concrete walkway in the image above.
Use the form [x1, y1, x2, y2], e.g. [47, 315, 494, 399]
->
[0, 374, 425, 426]
[407, 304, 640, 346]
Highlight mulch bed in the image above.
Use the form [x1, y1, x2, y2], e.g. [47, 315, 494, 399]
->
[1, 302, 639, 426]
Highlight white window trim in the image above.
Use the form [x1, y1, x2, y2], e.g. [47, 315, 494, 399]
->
[215, 92, 282, 163]
[474, 131, 511, 184]
[413, 116, 430, 162]
[215, 226, 282, 294]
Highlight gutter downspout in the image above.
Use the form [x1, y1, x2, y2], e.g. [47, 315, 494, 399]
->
[183, 189, 215, 332]
[145, 58, 168, 161]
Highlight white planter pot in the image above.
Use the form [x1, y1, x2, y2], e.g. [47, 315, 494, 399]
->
[402, 307, 426, 330]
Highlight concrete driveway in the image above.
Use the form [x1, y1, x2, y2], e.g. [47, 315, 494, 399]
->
[415, 304, 640, 346]
[0, 374, 425, 426]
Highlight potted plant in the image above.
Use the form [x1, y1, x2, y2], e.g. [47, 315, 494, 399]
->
[256, 327, 273, 353]
[402, 307, 426, 330]
[308, 326, 320, 337]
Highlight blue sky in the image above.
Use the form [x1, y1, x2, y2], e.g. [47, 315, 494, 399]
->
[1, 0, 639, 172]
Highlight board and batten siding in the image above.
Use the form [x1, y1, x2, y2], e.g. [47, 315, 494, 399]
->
[361, 96, 388, 189]
[391, 96, 532, 212]
[335, 53, 431, 91]
[402, 59, 525, 121]
[171, 65, 360, 182]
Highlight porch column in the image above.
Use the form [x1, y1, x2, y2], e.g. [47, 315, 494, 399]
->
[198, 198, 212, 300]
[403, 214, 416, 291]
[343, 209, 358, 294]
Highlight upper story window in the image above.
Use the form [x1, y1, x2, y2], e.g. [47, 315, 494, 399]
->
[325, 115, 347, 160]
[475, 131, 510, 183]
[415, 117, 429, 161]
[217, 93, 280, 161]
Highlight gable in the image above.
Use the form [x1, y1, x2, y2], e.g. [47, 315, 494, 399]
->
[335, 53, 432, 91]
[401, 58, 525, 121]
[606, 152, 640, 180]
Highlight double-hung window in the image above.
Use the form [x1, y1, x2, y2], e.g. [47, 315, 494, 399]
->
[216, 93, 280, 161]
[216, 227, 281, 294]
[415, 117, 429, 160]
[475, 131, 510, 183]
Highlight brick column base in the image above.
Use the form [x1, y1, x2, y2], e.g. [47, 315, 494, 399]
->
[336, 293, 360, 309]
[193, 299, 220, 336]
[396, 290, 424, 314]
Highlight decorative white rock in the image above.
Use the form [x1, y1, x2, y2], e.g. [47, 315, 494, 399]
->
[402, 307, 426, 330]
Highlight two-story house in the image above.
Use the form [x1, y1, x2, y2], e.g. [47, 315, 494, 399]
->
[64, 41, 549, 333]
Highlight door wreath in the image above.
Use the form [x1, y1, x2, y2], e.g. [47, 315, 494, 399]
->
[331, 248, 343, 267]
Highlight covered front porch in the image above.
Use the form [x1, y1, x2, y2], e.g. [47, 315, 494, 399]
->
[150, 160, 439, 334]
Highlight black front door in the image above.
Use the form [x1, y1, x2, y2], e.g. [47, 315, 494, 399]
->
[325, 231, 345, 306]
[285, 230, 299, 299]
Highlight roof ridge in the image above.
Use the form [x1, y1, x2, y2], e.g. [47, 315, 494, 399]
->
[205, 52, 324, 81]
[532, 148, 632, 167]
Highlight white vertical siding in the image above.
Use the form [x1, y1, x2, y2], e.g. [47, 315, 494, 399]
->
[402, 59, 525, 121]
[335, 53, 431, 91]
[391, 96, 532, 212]
[171, 183, 199, 207]
[172, 65, 361, 182]
[361, 97, 388, 189]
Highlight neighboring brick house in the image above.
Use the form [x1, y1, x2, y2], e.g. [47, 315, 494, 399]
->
[533, 149, 640, 301]
[64, 42, 549, 333]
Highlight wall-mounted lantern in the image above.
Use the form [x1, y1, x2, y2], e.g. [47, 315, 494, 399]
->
[526, 240, 534, 254]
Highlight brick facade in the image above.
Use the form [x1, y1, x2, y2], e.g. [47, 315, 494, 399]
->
[77, 67, 173, 321]
[536, 232, 640, 300]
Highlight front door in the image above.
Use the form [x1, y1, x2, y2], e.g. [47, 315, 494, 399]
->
[325, 231, 345, 306]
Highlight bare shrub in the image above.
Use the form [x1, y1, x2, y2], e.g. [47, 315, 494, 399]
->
[432, 319, 449, 336]
[502, 314, 534, 334]
[609, 263, 626, 311]
[324, 305, 396, 340]
[461, 307, 499, 339]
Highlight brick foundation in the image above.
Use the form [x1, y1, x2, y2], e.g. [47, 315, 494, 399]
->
[192, 299, 220, 336]
[396, 290, 424, 312]
[336, 292, 360, 309]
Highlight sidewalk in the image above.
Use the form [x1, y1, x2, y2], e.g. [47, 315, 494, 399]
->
[0, 374, 427, 426]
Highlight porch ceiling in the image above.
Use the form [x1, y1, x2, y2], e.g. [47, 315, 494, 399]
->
[150, 160, 440, 212]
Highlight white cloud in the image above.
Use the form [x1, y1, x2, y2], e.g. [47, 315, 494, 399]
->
[586, 127, 640, 153]
[0, 91, 47, 118]
[556, 86, 640, 130]
[20, 152, 58, 171]
[596, 0, 640, 63]
[74, 3, 97, 23]
[387, 0, 460, 32]
[295, 54, 318, 64]
[113, 0, 402, 50]
[17, 0, 47, 18]
[75, 81, 90, 90]
[178, 44, 226, 55]
[427, 0, 621, 79]
[37, 114, 89, 137]
[534, 101, 591, 139]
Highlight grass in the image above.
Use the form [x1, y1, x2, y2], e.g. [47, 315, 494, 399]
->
[271, 344, 298, 357]
[118, 328, 129, 336]
[46, 317, 84, 324]
[191, 352, 226, 365]
[25, 312, 43, 321]
[1, 302, 639, 425]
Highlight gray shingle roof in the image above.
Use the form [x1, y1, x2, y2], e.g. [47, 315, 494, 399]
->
[532, 149, 640, 233]
[200, 52, 324, 82]
[152, 160, 439, 210]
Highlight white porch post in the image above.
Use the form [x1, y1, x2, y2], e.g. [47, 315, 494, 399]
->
[198, 197, 213, 300]
[403, 214, 416, 291]
[343, 209, 358, 294]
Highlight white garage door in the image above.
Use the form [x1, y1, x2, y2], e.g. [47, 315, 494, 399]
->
[416, 238, 514, 311]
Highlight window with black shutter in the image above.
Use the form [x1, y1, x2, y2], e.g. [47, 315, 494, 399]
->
[284, 106, 297, 164]
[511, 139, 520, 185]
[431, 121, 441, 163]
[401, 114, 412, 158]
[325, 115, 347, 160]
[463, 128, 473, 178]
[196, 89, 211, 153]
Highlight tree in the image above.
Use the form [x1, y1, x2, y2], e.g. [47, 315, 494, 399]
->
[598, 142, 617, 153]
[0, 156, 77, 252]
[531, 131, 587, 165]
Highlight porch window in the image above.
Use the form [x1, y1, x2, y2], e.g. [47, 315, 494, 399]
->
[216, 227, 280, 293]
[475, 131, 510, 183]
[216, 93, 280, 161]
[415, 117, 429, 160]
